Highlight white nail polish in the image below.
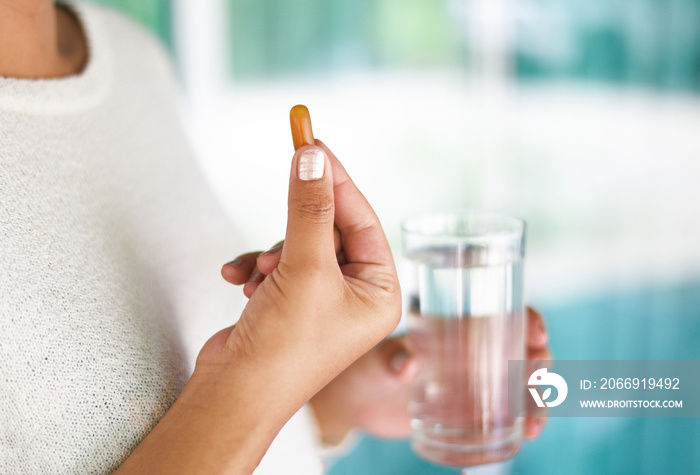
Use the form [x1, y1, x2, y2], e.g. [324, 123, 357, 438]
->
[297, 148, 325, 181]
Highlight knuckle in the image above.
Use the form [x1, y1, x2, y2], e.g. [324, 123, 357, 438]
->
[372, 269, 402, 298]
[378, 279, 402, 329]
[355, 275, 402, 333]
[294, 194, 334, 224]
[382, 277, 402, 298]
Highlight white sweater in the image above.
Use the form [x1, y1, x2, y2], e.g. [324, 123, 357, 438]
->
[0, 3, 322, 474]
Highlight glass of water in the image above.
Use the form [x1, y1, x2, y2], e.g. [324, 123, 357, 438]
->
[402, 210, 526, 468]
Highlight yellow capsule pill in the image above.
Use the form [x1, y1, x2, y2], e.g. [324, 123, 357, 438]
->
[290, 104, 314, 151]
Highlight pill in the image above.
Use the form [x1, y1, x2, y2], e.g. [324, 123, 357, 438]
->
[290, 105, 314, 150]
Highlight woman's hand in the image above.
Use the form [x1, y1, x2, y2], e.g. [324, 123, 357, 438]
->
[117, 140, 400, 475]
[202, 139, 401, 416]
[308, 309, 550, 445]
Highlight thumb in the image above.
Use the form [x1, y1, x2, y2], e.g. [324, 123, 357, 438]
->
[281, 144, 336, 268]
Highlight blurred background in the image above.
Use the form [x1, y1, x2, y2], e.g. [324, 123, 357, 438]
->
[86, 0, 700, 473]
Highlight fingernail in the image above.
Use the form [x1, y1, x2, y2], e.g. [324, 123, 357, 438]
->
[390, 351, 411, 374]
[297, 148, 325, 181]
[261, 243, 283, 255]
[227, 258, 242, 267]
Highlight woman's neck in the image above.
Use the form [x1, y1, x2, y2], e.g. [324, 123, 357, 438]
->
[0, 1, 88, 79]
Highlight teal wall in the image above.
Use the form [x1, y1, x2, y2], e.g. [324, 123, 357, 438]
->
[79, 0, 172, 47]
[225, 0, 460, 79]
[515, 0, 700, 91]
[226, 0, 700, 91]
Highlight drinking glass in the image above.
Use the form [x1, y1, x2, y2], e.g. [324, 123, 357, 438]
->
[402, 210, 526, 470]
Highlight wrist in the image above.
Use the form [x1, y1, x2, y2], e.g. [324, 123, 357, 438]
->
[186, 360, 293, 436]
[117, 362, 289, 475]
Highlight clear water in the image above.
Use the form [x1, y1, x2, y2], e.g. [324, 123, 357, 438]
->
[405, 247, 525, 467]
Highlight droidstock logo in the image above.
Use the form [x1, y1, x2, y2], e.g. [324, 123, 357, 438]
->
[528, 368, 568, 408]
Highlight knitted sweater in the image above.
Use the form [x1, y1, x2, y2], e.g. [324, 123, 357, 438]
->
[0, 3, 321, 473]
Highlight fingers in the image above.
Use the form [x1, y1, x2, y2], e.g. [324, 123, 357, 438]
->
[242, 271, 265, 299]
[527, 307, 551, 361]
[226, 139, 392, 289]
[524, 414, 547, 439]
[243, 243, 283, 298]
[281, 144, 338, 269]
[256, 241, 284, 275]
[223, 228, 345, 299]
[525, 307, 550, 439]
[221, 252, 262, 285]
[527, 307, 548, 350]
[315, 140, 394, 269]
